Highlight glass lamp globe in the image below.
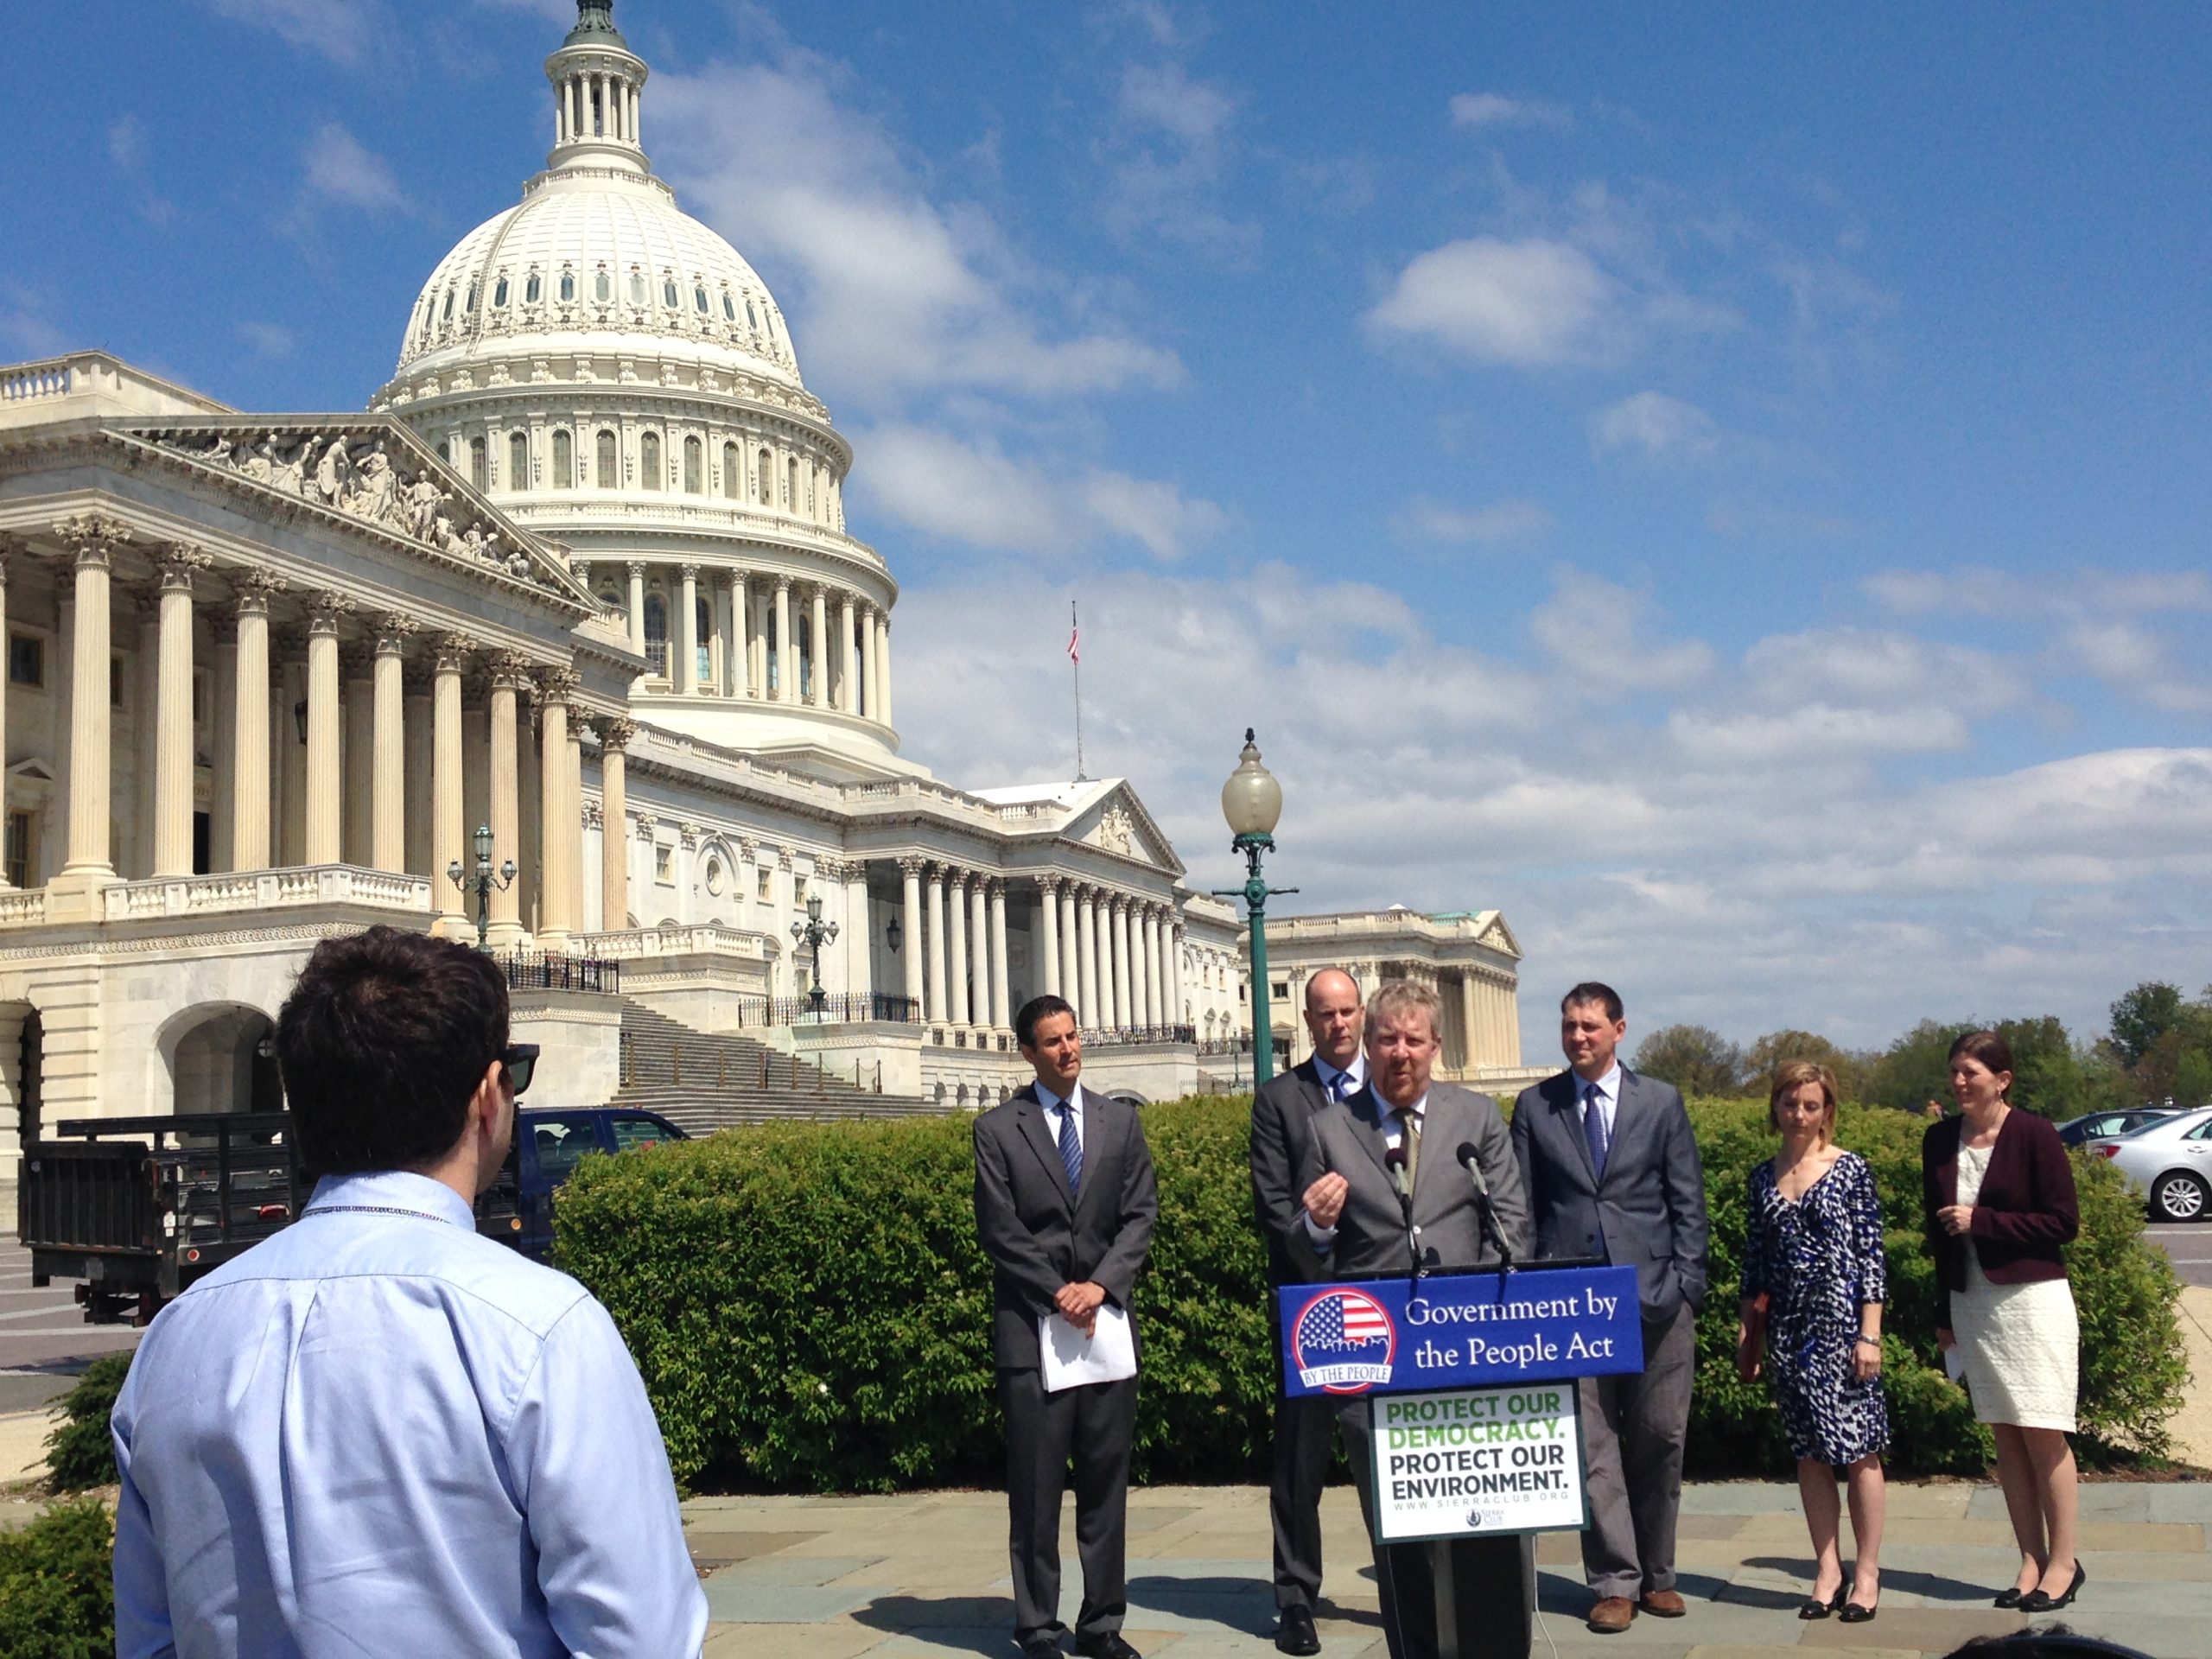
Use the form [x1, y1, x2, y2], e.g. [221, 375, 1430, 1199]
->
[1220, 728, 1283, 839]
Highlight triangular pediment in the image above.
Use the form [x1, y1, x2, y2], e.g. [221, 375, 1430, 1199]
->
[1071, 783, 1183, 878]
[114, 417, 596, 613]
[1475, 911, 1522, 961]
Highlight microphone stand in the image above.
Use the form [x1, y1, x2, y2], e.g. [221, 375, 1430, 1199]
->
[1385, 1144, 1427, 1287]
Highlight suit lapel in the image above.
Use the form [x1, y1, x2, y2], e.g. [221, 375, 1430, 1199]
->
[1344, 1084, 1393, 1183]
[1015, 1087, 1076, 1211]
[1411, 1090, 1462, 1209]
[1296, 1062, 1334, 1122]
[1555, 1074, 1599, 1184]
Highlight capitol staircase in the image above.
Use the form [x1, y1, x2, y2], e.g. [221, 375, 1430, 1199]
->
[605, 999, 931, 1133]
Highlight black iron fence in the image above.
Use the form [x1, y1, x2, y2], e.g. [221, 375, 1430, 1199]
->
[1085, 1024, 1198, 1049]
[769, 991, 922, 1026]
[498, 953, 622, 995]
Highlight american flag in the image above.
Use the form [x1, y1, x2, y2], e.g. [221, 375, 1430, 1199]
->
[1067, 602, 1080, 664]
[1296, 1290, 1390, 1352]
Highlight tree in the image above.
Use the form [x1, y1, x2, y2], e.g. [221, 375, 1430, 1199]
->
[1993, 1014, 2124, 1120]
[1866, 1018, 1977, 1116]
[1630, 1025, 1747, 1098]
[2108, 982, 2186, 1070]
[1743, 1030, 1872, 1102]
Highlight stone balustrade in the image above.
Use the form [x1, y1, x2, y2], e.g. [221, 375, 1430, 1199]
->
[582, 922, 771, 960]
[97, 865, 434, 922]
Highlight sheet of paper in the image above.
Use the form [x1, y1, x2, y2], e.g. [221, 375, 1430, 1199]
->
[1943, 1345, 1967, 1387]
[1039, 1302, 1137, 1393]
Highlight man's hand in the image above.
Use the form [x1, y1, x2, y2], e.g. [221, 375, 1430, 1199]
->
[1055, 1281, 1108, 1336]
[1303, 1172, 1349, 1231]
[1936, 1204, 1974, 1236]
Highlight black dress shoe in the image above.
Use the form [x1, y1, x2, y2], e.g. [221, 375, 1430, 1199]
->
[1077, 1636, 1141, 1659]
[1022, 1640, 1065, 1659]
[1798, 1585, 1847, 1620]
[2018, 1559, 2086, 1614]
[1839, 1599, 1878, 1624]
[1274, 1607, 1320, 1656]
[1993, 1586, 2026, 1609]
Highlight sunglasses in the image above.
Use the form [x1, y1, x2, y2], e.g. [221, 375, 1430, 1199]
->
[500, 1043, 540, 1096]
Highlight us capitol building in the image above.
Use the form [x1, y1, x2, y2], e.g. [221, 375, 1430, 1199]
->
[0, 1, 1528, 1188]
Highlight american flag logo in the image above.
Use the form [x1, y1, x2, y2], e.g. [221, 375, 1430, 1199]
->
[1290, 1288, 1396, 1394]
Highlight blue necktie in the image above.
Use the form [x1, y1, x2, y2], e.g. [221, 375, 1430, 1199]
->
[1056, 1102, 1083, 1198]
[1583, 1084, 1609, 1179]
[1329, 1071, 1353, 1103]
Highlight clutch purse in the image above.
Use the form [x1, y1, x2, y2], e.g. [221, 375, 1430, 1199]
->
[1736, 1293, 1770, 1382]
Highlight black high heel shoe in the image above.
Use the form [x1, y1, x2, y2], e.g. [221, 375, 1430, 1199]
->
[2018, 1559, 2085, 1614]
[1797, 1585, 1847, 1620]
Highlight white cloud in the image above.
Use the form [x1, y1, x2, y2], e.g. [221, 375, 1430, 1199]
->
[1449, 92, 1572, 130]
[0, 289, 68, 359]
[1389, 496, 1553, 547]
[236, 321, 298, 358]
[1099, 61, 1260, 261]
[206, 0, 372, 64]
[1365, 237, 1617, 366]
[302, 123, 410, 213]
[1527, 570, 1713, 693]
[1588, 390, 1720, 463]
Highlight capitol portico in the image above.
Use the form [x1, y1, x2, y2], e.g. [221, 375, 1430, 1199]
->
[0, 1, 1535, 1191]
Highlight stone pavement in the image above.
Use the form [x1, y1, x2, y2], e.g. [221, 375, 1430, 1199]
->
[683, 1480, 2209, 1659]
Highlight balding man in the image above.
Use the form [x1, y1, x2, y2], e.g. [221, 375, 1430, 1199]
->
[1248, 969, 1366, 1655]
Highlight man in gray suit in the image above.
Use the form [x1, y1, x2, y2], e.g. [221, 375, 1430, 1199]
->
[1249, 969, 1365, 1656]
[1290, 980, 1532, 1659]
[1510, 983, 1708, 1636]
[975, 995, 1159, 1659]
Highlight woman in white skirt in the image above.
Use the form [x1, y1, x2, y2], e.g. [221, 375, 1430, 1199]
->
[1921, 1029, 2084, 1614]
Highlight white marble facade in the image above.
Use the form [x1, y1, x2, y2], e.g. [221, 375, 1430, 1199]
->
[0, 3, 1525, 1181]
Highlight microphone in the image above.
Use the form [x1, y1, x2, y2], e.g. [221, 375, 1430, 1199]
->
[1384, 1143, 1423, 1278]
[1457, 1141, 1515, 1271]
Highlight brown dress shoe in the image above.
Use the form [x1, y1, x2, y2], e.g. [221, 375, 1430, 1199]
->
[1586, 1597, 1635, 1634]
[1638, 1590, 1687, 1618]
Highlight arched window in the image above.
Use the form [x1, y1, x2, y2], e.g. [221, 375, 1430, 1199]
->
[493, 276, 510, 308]
[639, 430, 662, 489]
[595, 429, 617, 486]
[721, 442, 740, 499]
[642, 592, 669, 677]
[467, 436, 488, 491]
[552, 429, 574, 488]
[598, 586, 620, 612]
[594, 268, 611, 302]
[756, 448, 771, 505]
[442, 288, 455, 321]
[629, 270, 646, 306]
[465, 281, 480, 313]
[721, 291, 736, 321]
[694, 284, 709, 314]
[745, 298, 760, 331]
[683, 435, 702, 493]
[557, 270, 573, 302]
[805, 461, 817, 515]
[507, 431, 528, 488]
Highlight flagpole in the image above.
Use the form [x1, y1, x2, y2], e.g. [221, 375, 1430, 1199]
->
[1071, 601, 1086, 781]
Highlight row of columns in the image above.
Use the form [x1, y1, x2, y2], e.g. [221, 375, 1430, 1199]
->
[621, 563, 890, 724]
[897, 859, 1013, 1032]
[1459, 970, 1522, 1069]
[556, 67, 638, 149]
[1031, 878, 1181, 1035]
[37, 514, 624, 952]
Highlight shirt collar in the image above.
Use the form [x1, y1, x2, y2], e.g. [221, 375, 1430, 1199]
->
[1373, 1087, 1427, 1121]
[1576, 1063, 1623, 1107]
[304, 1168, 479, 1231]
[1035, 1080, 1081, 1116]
[1314, 1051, 1367, 1092]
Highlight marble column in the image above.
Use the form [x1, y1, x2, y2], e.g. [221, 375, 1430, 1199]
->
[676, 564, 698, 695]
[899, 856, 925, 1012]
[229, 574, 279, 873]
[1127, 904, 1148, 1032]
[1109, 898, 1133, 1030]
[341, 648, 373, 867]
[732, 574, 752, 697]
[1059, 883, 1082, 1022]
[862, 606, 881, 721]
[988, 879, 1010, 1029]
[1075, 887, 1098, 1033]
[1169, 921, 1185, 1031]
[151, 543, 210, 878]
[969, 874, 990, 1029]
[877, 613, 893, 727]
[431, 634, 469, 935]
[809, 584, 829, 709]
[707, 578, 727, 696]
[773, 578, 793, 703]
[946, 869, 971, 1026]
[565, 717, 585, 938]
[486, 654, 527, 945]
[839, 593, 858, 715]
[1036, 876, 1061, 997]
[626, 561, 646, 657]
[304, 594, 348, 867]
[1142, 908, 1165, 1028]
[600, 719, 632, 933]
[56, 518, 127, 892]
[371, 616, 414, 873]
[925, 862, 949, 1024]
[536, 671, 575, 948]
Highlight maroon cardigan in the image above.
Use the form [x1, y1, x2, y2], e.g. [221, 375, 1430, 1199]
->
[1921, 1109, 2078, 1328]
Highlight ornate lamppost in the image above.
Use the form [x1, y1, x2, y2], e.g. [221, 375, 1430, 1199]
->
[1213, 728, 1296, 1084]
[447, 823, 517, 949]
[791, 890, 841, 1019]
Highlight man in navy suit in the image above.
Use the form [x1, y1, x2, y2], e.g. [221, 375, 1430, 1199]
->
[1510, 983, 1708, 1636]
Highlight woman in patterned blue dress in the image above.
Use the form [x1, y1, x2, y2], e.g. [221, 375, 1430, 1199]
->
[1738, 1061, 1890, 1624]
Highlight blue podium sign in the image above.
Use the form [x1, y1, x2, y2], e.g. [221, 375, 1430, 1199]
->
[1278, 1265, 1643, 1398]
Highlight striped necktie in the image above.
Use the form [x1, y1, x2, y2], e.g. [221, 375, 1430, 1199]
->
[1393, 1106, 1421, 1185]
[1055, 1101, 1083, 1198]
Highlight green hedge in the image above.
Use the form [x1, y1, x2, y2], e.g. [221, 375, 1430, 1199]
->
[556, 1096, 2189, 1491]
[0, 1499, 114, 1659]
[42, 1355, 130, 1493]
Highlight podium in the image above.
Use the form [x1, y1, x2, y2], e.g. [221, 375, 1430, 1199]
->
[1277, 1264, 1644, 1659]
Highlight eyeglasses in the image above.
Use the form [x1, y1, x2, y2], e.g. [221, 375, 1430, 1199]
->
[500, 1043, 540, 1096]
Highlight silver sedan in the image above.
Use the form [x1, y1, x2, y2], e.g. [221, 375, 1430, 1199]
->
[2093, 1106, 2212, 1222]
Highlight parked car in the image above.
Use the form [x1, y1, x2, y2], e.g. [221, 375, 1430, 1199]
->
[2094, 1106, 2212, 1222]
[479, 1108, 689, 1262]
[2057, 1108, 2178, 1147]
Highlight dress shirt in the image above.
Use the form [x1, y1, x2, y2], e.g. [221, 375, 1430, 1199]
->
[1303, 1085, 1427, 1249]
[1036, 1078, 1086, 1156]
[1575, 1062, 1622, 1144]
[1313, 1051, 1367, 1103]
[111, 1168, 706, 1659]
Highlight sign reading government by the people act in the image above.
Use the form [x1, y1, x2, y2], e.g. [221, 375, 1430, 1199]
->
[1370, 1384, 1586, 1542]
[1275, 1264, 1642, 1399]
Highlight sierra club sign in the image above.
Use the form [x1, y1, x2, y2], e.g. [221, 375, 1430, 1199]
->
[1277, 1265, 1643, 1398]
[1373, 1384, 1586, 1541]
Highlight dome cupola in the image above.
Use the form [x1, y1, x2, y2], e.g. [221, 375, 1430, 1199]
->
[545, 0, 649, 179]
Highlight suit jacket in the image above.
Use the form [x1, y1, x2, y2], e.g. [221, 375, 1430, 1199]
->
[973, 1082, 1160, 1370]
[1510, 1068, 1709, 1319]
[1921, 1110, 2077, 1327]
[1250, 1058, 1344, 1287]
[1286, 1081, 1529, 1282]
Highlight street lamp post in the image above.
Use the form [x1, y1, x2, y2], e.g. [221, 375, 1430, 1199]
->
[1212, 728, 1297, 1085]
[791, 890, 841, 1019]
[446, 823, 517, 950]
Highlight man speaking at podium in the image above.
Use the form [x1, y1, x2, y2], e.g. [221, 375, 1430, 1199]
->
[1289, 981, 1533, 1659]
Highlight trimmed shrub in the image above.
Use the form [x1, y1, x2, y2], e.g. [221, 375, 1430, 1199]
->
[0, 1498, 115, 1659]
[43, 1354, 130, 1492]
[556, 1094, 2189, 1491]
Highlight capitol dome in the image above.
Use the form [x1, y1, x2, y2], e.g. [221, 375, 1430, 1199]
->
[371, 0, 909, 783]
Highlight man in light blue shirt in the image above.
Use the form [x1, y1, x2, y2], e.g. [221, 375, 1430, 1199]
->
[111, 925, 707, 1658]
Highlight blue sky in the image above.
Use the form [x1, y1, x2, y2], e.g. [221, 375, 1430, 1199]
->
[9, 2, 2212, 1057]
